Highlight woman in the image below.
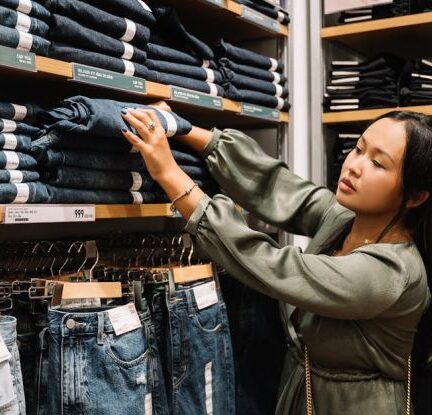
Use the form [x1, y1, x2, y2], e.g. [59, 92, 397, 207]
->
[121, 107, 432, 414]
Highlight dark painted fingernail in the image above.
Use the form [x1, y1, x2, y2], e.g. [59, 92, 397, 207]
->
[121, 109, 128, 115]
[121, 128, 128, 133]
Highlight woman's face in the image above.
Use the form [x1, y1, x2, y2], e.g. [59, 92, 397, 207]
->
[336, 118, 407, 215]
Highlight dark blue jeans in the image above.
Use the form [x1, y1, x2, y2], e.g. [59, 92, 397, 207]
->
[0, 150, 37, 170]
[215, 39, 284, 72]
[218, 57, 286, 84]
[225, 84, 289, 110]
[2, 0, 51, 22]
[50, 14, 147, 63]
[43, 0, 150, 49]
[146, 43, 216, 69]
[0, 5, 50, 37]
[148, 280, 235, 415]
[0, 169, 39, 183]
[0, 119, 40, 136]
[0, 133, 32, 152]
[0, 182, 49, 203]
[48, 43, 150, 78]
[82, 0, 156, 27]
[0, 101, 43, 122]
[0, 25, 50, 56]
[46, 303, 168, 415]
[41, 96, 192, 138]
[233, 0, 289, 24]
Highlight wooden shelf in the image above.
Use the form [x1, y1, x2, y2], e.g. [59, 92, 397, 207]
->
[322, 105, 432, 124]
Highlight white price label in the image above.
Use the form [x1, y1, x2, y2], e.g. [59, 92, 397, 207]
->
[108, 303, 142, 336]
[193, 281, 218, 310]
[4, 204, 95, 224]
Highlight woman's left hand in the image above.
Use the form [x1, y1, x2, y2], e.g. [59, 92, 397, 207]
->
[121, 108, 179, 182]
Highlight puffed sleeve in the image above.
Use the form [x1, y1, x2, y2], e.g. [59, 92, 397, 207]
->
[185, 194, 409, 320]
[203, 128, 336, 237]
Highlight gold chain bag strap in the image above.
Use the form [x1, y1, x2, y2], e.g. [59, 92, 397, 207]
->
[304, 347, 412, 415]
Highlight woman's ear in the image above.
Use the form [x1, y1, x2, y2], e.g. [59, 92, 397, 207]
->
[406, 191, 430, 209]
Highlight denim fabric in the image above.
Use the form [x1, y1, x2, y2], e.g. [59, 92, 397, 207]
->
[48, 43, 150, 78]
[330, 55, 405, 73]
[0, 134, 31, 152]
[218, 58, 286, 84]
[43, 0, 150, 49]
[1, 0, 51, 22]
[0, 169, 39, 183]
[148, 280, 235, 415]
[46, 303, 168, 414]
[151, 6, 213, 60]
[0, 182, 49, 203]
[400, 87, 432, 105]
[0, 151, 37, 170]
[0, 101, 43, 122]
[0, 6, 50, 37]
[325, 86, 397, 98]
[329, 77, 397, 88]
[146, 59, 223, 83]
[0, 316, 25, 415]
[324, 95, 398, 111]
[0, 25, 50, 56]
[338, 0, 410, 23]
[41, 96, 192, 138]
[147, 71, 225, 96]
[219, 274, 286, 415]
[221, 67, 288, 97]
[42, 165, 209, 190]
[82, 0, 156, 27]
[215, 39, 284, 71]
[31, 147, 203, 171]
[146, 43, 217, 69]
[0, 119, 40, 136]
[225, 85, 289, 110]
[50, 14, 147, 63]
[233, 0, 289, 24]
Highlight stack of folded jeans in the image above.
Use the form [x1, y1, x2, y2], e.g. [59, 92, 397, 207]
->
[0, 101, 50, 204]
[400, 58, 432, 106]
[215, 39, 289, 110]
[0, 0, 51, 56]
[324, 55, 403, 111]
[32, 96, 217, 204]
[233, 0, 289, 24]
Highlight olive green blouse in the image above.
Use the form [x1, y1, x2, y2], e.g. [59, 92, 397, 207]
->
[184, 128, 431, 414]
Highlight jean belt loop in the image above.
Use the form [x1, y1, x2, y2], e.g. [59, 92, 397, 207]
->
[97, 312, 104, 345]
[39, 326, 48, 350]
[212, 263, 221, 290]
[168, 269, 176, 301]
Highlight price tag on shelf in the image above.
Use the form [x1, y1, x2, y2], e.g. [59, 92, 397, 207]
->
[170, 86, 223, 110]
[71, 63, 146, 95]
[0, 45, 36, 72]
[240, 6, 280, 32]
[4, 205, 96, 224]
[200, 0, 224, 7]
[240, 103, 280, 121]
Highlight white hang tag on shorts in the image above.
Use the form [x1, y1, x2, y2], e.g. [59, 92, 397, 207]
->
[108, 303, 142, 336]
[193, 281, 218, 310]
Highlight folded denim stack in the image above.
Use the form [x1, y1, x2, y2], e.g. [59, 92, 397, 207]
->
[43, 0, 153, 76]
[215, 39, 289, 110]
[144, 6, 225, 97]
[0, 0, 51, 56]
[31, 96, 217, 204]
[233, 0, 289, 24]
[0, 101, 50, 203]
[400, 58, 432, 106]
[324, 55, 403, 111]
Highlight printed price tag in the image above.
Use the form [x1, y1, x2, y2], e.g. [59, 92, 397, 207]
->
[4, 205, 95, 224]
[0, 45, 36, 72]
[240, 103, 280, 121]
[193, 281, 218, 310]
[71, 63, 146, 95]
[199, 0, 224, 7]
[170, 86, 223, 110]
[0, 336, 11, 361]
[240, 6, 280, 32]
[108, 303, 142, 336]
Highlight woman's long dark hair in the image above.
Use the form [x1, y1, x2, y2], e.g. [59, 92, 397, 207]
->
[321, 111, 432, 376]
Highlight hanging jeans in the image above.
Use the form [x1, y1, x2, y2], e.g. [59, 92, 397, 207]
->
[0, 102, 43, 122]
[46, 303, 168, 415]
[0, 25, 50, 56]
[0, 316, 26, 415]
[0, 182, 50, 203]
[1, 0, 51, 22]
[49, 14, 147, 63]
[148, 279, 235, 415]
[43, 0, 150, 49]
[0, 6, 50, 37]
[48, 43, 150, 79]
[0, 134, 32, 152]
[0, 151, 37, 170]
[0, 169, 40, 183]
[40, 96, 192, 138]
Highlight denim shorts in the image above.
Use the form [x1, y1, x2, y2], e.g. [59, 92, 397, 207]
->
[46, 302, 168, 415]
